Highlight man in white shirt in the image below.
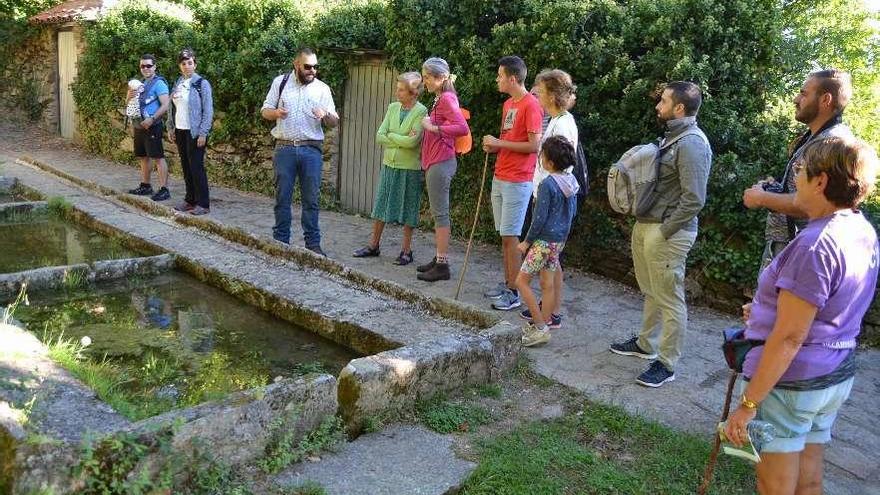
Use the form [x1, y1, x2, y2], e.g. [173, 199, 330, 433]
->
[261, 47, 339, 256]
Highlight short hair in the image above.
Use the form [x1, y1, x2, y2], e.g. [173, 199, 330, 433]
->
[535, 69, 577, 110]
[422, 57, 455, 93]
[177, 47, 195, 63]
[498, 55, 527, 83]
[801, 137, 879, 208]
[296, 47, 316, 59]
[541, 135, 576, 172]
[809, 69, 852, 114]
[140, 53, 156, 64]
[664, 81, 702, 116]
[397, 71, 423, 96]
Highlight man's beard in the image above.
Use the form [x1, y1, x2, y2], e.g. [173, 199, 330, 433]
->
[297, 69, 315, 85]
[795, 99, 818, 125]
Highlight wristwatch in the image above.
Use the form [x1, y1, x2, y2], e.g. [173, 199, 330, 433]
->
[741, 394, 758, 409]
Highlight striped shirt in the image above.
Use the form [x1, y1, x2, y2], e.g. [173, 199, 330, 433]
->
[262, 74, 337, 141]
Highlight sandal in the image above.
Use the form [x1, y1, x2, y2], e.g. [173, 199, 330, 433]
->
[392, 250, 414, 266]
[353, 245, 380, 257]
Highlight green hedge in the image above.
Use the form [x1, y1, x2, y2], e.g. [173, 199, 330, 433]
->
[68, 0, 879, 309]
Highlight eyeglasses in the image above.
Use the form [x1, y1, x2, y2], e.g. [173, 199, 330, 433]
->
[140, 63, 154, 69]
[792, 161, 806, 177]
[302, 64, 319, 71]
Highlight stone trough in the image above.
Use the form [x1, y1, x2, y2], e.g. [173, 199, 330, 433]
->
[0, 166, 521, 493]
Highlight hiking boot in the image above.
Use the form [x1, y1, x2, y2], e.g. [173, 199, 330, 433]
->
[636, 361, 676, 388]
[353, 245, 380, 257]
[416, 257, 437, 273]
[392, 251, 414, 266]
[128, 183, 153, 195]
[609, 336, 657, 360]
[491, 289, 522, 311]
[521, 324, 551, 347]
[484, 282, 508, 299]
[307, 245, 327, 257]
[417, 262, 450, 282]
[150, 187, 170, 201]
[189, 205, 210, 216]
[174, 201, 195, 212]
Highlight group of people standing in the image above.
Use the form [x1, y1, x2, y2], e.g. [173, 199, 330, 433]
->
[125, 48, 880, 494]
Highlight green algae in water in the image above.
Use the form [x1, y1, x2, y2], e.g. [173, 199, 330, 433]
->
[0, 216, 135, 273]
[15, 272, 358, 420]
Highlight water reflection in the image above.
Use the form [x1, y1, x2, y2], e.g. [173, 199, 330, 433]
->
[15, 272, 358, 418]
[0, 217, 134, 273]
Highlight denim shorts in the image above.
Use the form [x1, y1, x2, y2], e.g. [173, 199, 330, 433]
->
[491, 178, 533, 236]
[740, 377, 854, 453]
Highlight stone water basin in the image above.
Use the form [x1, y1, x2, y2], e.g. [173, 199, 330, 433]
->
[0, 214, 136, 273]
[14, 271, 358, 419]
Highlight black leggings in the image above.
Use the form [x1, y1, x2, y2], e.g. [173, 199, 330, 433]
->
[175, 129, 210, 208]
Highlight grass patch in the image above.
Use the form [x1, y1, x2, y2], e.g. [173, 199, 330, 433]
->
[43, 331, 174, 420]
[259, 413, 345, 474]
[288, 481, 327, 495]
[512, 354, 555, 388]
[46, 196, 72, 217]
[417, 395, 494, 434]
[474, 383, 503, 399]
[461, 401, 754, 495]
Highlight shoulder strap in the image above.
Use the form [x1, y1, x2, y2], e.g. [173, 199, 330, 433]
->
[659, 128, 708, 150]
[192, 77, 203, 95]
[275, 72, 291, 108]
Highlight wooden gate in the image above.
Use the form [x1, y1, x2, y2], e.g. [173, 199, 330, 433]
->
[338, 56, 398, 214]
[57, 30, 78, 139]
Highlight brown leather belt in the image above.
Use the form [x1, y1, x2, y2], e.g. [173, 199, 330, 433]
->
[276, 138, 323, 149]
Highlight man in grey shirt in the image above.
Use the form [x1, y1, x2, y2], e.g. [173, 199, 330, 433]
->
[743, 69, 854, 272]
[610, 81, 712, 388]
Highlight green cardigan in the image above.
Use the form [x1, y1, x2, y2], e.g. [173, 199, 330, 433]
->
[375, 101, 427, 170]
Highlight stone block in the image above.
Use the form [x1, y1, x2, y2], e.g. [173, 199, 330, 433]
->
[338, 327, 520, 433]
[131, 374, 339, 467]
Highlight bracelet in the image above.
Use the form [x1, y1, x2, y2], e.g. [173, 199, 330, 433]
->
[741, 394, 758, 409]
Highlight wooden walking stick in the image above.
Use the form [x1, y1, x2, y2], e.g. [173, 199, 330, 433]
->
[454, 152, 490, 300]
[698, 370, 739, 495]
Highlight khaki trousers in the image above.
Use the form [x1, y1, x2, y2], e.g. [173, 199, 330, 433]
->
[631, 222, 697, 370]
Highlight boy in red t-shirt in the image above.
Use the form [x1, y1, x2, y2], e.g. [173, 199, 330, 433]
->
[482, 55, 544, 311]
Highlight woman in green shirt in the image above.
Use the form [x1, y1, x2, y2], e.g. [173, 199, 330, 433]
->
[353, 72, 427, 265]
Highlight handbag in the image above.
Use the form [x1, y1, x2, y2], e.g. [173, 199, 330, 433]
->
[721, 326, 765, 373]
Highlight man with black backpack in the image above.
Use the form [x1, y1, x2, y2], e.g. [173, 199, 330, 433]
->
[609, 81, 712, 388]
[126, 53, 171, 202]
[261, 47, 338, 257]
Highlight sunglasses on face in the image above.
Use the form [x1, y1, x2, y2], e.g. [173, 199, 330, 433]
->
[302, 64, 319, 71]
[140, 63, 154, 69]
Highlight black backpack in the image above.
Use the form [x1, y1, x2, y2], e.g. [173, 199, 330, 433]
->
[572, 140, 589, 203]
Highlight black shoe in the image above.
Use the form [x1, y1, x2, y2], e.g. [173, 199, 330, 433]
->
[416, 256, 437, 273]
[417, 262, 450, 282]
[307, 245, 327, 257]
[393, 250, 414, 266]
[150, 187, 170, 201]
[128, 183, 153, 195]
[353, 245, 380, 257]
[609, 336, 657, 360]
[636, 361, 676, 388]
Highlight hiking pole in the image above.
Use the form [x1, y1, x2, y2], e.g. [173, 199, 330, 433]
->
[698, 370, 739, 495]
[454, 152, 490, 300]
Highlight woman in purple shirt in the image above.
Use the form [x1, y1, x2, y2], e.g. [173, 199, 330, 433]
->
[724, 137, 879, 494]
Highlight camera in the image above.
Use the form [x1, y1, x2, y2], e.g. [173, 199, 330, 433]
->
[761, 181, 784, 194]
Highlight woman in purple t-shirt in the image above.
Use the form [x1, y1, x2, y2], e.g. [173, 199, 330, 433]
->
[724, 137, 879, 494]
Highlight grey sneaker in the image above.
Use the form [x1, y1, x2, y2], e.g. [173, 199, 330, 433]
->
[484, 282, 507, 299]
[609, 336, 657, 360]
[491, 289, 522, 311]
[636, 361, 676, 388]
[189, 205, 210, 216]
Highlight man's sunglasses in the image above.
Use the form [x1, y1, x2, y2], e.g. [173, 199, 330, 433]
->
[140, 63, 155, 69]
[302, 64, 319, 71]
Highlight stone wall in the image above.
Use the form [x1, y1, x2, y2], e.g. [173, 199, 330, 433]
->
[1, 25, 59, 134]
